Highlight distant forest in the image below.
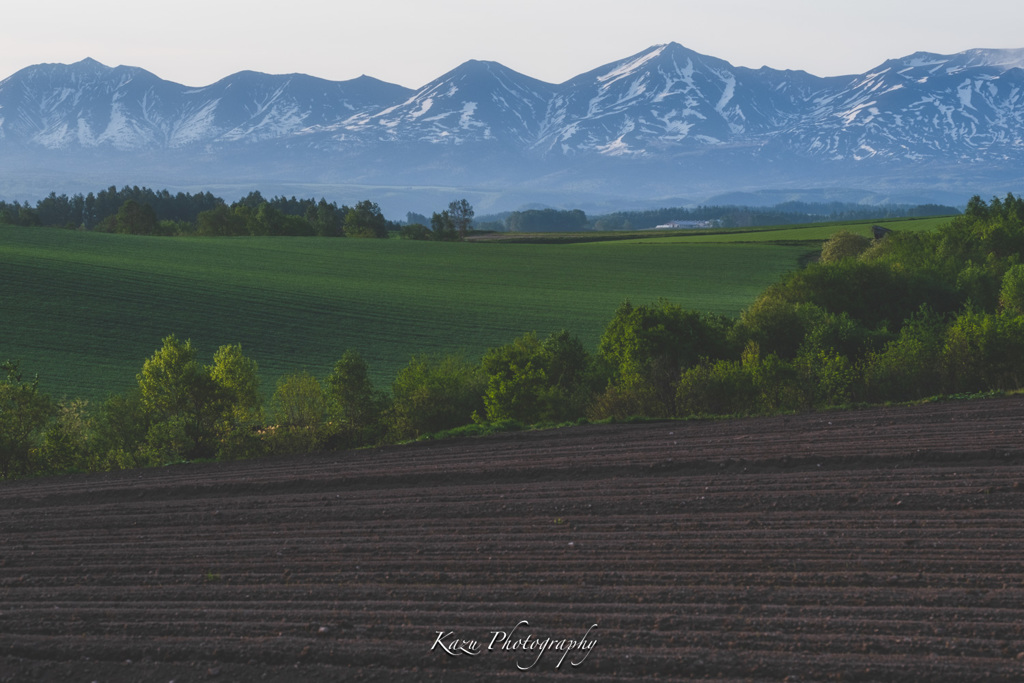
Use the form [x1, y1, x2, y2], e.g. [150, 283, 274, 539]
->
[469, 202, 960, 233]
[0, 187, 399, 238]
[587, 201, 961, 230]
[0, 185, 961, 237]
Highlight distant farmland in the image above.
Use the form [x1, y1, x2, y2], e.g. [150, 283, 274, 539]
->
[0, 218, 946, 401]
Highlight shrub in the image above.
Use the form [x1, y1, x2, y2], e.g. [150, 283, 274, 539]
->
[999, 264, 1024, 315]
[326, 350, 387, 447]
[37, 399, 93, 474]
[676, 359, 756, 417]
[598, 300, 733, 416]
[481, 330, 593, 425]
[741, 344, 803, 413]
[0, 361, 54, 478]
[795, 347, 858, 408]
[861, 307, 947, 402]
[733, 297, 818, 359]
[820, 230, 871, 263]
[388, 355, 485, 440]
[400, 223, 432, 240]
[940, 309, 1024, 393]
[268, 371, 337, 453]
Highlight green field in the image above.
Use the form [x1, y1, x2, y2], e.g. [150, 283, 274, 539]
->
[0, 226, 811, 401]
[2, 217, 948, 402]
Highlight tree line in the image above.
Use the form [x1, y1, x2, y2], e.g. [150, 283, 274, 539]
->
[589, 201, 960, 231]
[4, 193, 1024, 479]
[2, 185, 960, 237]
[0, 186, 479, 241]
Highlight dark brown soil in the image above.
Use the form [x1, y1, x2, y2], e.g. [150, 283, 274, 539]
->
[4, 397, 1024, 681]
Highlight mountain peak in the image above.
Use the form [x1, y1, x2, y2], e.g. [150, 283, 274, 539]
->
[1, 44, 1023, 210]
[961, 47, 1024, 70]
[73, 57, 107, 68]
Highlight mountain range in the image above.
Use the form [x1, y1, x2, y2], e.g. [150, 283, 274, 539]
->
[2, 43, 1024, 214]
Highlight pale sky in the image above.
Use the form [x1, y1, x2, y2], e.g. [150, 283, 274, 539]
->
[4, 0, 1022, 88]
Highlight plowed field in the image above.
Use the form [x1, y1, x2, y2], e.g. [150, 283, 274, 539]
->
[4, 397, 1024, 681]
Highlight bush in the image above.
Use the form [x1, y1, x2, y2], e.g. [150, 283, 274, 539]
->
[587, 380, 662, 421]
[481, 330, 593, 425]
[37, 399, 93, 474]
[388, 355, 485, 440]
[268, 371, 337, 454]
[795, 347, 858, 408]
[400, 223, 432, 240]
[0, 361, 54, 478]
[820, 230, 871, 263]
[861, 307, 947, 402]
[741, 344, 803, 413]
[326, 350, 387, 447]
[761, 259, 960, 332]
[598, 300, 733, 416]
[676, 359, 756, 417]
[999, 264, 1024, 315]
[940, 309, 1024, 393]
[733, 298, 818, 359]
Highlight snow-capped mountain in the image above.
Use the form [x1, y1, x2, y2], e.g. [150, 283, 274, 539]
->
[328, 60, 555, 148]
[532, 43, 834, 157]
[784, 49, 1024, 162]
[0, 58, 411, 149]
[2, 44, 1023, 212]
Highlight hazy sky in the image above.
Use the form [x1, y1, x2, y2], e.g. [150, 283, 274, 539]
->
[5, 0, 1023, 88]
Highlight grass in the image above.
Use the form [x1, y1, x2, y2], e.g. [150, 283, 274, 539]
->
[1, 225, 814, 401]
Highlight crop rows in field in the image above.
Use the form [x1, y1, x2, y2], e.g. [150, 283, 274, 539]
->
[0, 225, 811, 400]
[2, 396, 1024, 681]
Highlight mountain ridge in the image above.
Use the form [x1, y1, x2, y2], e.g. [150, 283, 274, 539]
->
[2, 43, 1023, 213]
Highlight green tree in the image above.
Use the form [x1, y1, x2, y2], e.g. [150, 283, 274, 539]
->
[956, 259, 1003, 311]
[38, 399, 92, 474]
[197, 204, 247, 236]
[795, 346, 858, 408]
[401, 223, 432, 240]
[326, 350, 386, 446]
[210, 344, 262, 421]
[137, 336, 231, 461]
[103, 199, 159, 235]
[208, 343, 263, 459]
[480, 330, 592, 424]
[596, 300, 733, 417]
[820, 230, 871, 263]
[448, 199, 475, 239]
[344, 200, 389, 238]
[268, 371, 336, 453]
[309, 198, 345, 237]
[676, 358, 756, 417]
[91, 389, 153, 471]
[756, 258, 961, 333]
[862, 306, 947, 402]
[388, 355, 485, 440]
[999, 264, 1024, 315]
[0, 361, 54, 478]
[430, 210, 458, 241]
[740, 344, 803, 414]
[734, 297, 816, 359]
[940, 309, 1024, 393]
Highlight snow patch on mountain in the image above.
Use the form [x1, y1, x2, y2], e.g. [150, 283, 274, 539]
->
[597, 45, 667, 85]
[715, 72, 736, 114]
[409, 97, 433, 119]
